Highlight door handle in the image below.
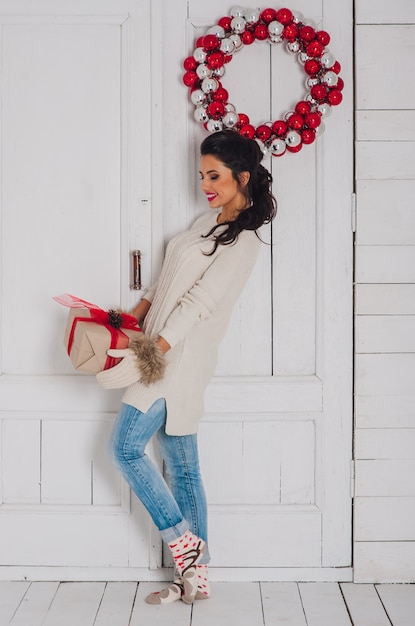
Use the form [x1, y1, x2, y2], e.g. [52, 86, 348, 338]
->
[131, 250, 142, 290]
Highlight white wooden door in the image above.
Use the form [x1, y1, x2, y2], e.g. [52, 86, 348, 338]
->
[160, 0, 353, 578]
[0, 0, 353, 580]
[0, 0, 158, 577]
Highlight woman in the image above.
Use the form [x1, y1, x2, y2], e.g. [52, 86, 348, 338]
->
[97, 129, 277, 604]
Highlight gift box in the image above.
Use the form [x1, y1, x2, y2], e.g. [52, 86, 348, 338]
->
[54, 294, 142, 374]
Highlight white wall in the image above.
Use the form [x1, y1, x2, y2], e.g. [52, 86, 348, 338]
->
[354, 0, 415, 582]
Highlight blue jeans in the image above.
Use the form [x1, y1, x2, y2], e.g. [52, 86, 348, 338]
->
[110, 399, 210, 564]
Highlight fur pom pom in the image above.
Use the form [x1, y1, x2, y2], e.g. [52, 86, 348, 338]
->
[129, 335, 166, 385]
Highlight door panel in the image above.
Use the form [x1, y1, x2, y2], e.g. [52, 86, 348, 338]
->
[0, 0, 153, 571]
[162, 0, 353, 571]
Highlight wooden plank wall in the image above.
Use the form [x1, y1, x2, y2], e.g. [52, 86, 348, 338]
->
[354, 0, 415, 582]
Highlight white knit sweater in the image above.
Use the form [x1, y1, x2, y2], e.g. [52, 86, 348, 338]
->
[122, 210, 261, 435]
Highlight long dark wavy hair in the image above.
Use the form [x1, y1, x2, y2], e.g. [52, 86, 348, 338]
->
[200, 129, 277, 255]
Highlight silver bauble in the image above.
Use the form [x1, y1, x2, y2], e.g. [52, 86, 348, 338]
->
[223, 111, 239, 128]
[268, 21, 284, 37]
[245, 8, 261, 24]
[206, 25, 226, 39]
[285, 130, 301, 147]
[220, 38, 235, 55]
[322, 71, 338, 87]
[316, 121, 326, 136]
[270, 137, 286, 156]
[230, 5, 245, 18]
[207, 119, 224, 132]
[194, 106, 209, 123]
[190, 89, 206, 106]
[201, 77, 218, 93]
[193, 47, 207, 63]
[231, 16, 246, 33]
[287, 41, 301, 54]
[196, 64, 212, 79]
[229, 34, 242, 50]
[292, 10, 304, 24]
[213, 66, 225, 78]
[321, 51, 336, 69]
[318, 102, 332, 118]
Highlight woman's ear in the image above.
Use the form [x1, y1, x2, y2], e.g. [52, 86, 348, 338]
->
[238, 171, 250, 189]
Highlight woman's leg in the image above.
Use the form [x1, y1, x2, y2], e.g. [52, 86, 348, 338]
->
[110, 399, 186, 534]
[156, 427, 210, 565]
[110, 399, 206, 604]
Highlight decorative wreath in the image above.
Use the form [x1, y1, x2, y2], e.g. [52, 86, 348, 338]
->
[182, 6, 344, 157]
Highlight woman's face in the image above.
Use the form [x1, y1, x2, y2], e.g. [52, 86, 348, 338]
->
[199, 154, 248, 212]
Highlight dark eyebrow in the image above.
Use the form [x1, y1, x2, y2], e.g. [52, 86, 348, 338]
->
[199, 169, 219, 175]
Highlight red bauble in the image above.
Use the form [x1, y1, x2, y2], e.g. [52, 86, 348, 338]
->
[316, 30, 330, 46]
[306, 40, 324, 58]
[255, 23, 268, 40]
[305, 112, 321, 128]
[208, 51, 225, 68]
[272, 119, 288, 136]
[241, 30, 255, 45]
[207, 101, 225, 120]
[295, 100, 312, 115]
[336, 77, 344, 91]
[256, 124, 272, 142]
[283, 24, 298, 40]
[327, 89, 343, 105]
[223, 54, 233, 64]
[183, 56, 198, 71]
[276, 7, 293, 25]
[196, 36, 205, 48]
[260, 8, 277, 23]
[304, 59, 321, 76]
[287, 113, 304, 130]
[311, 84, 327, 101]
[238, 113, 250, 126]
[299, 26, 316, 42]
[213, 86, 229, 102]
[239, 124, 256, 139]
[331, 61, 341, 74]
[286, 142, 303, 153]
[301, 128, 316, 144]
[218, 16, 232, 31]
[183, 71, 199, 87]
[203, 34, 219, 51]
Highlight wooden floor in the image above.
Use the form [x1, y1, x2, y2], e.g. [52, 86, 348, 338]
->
[0, 581, 414, 625]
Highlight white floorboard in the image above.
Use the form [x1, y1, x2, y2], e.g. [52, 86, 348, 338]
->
[376, 584, 415, 626]
[41, 582, 105, 626]
[9, 582, 59, 626]
[0, 583, 30, 626]
[94, 582, 138, 626]
[340, 583, 391, 626]
[191, 582, 264, 626]
[298, 582, 352, 626]
[261, 582, 307, 626]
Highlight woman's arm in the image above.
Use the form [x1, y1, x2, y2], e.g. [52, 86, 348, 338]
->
[132, 298, 171, 354]
[131, 298, 152, 325]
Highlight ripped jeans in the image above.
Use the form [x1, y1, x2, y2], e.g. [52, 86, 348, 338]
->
[110, 398, 210, 564]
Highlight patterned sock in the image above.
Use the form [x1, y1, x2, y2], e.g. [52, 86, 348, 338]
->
[167, 530, 206, 604]
[144, 565, 211, 605]
[195, 564, 211, 599]
[145, 578, 183, 605]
